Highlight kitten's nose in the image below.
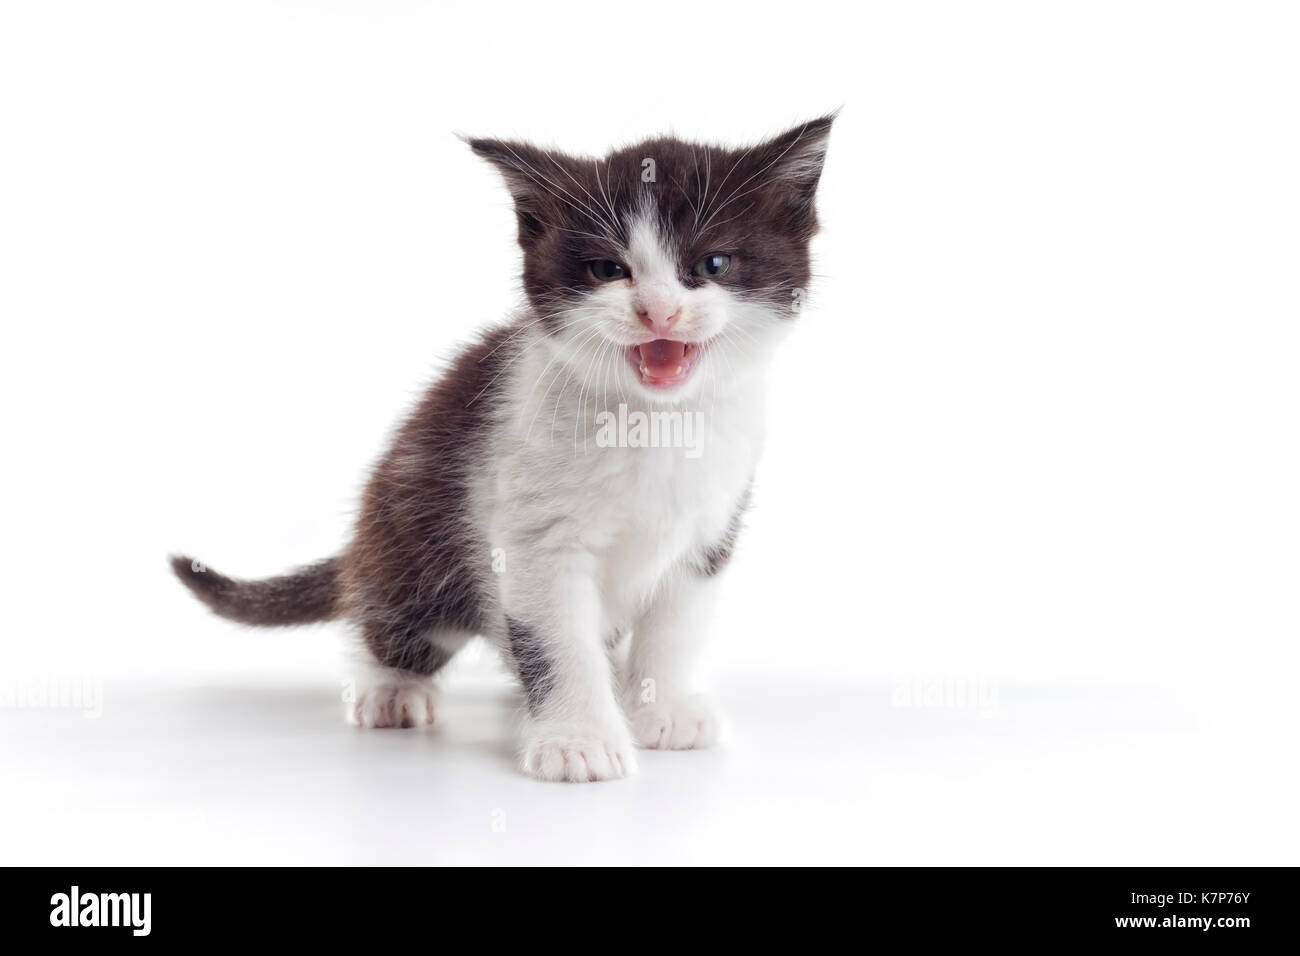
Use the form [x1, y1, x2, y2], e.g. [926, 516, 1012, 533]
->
[637, 304, 681, 338]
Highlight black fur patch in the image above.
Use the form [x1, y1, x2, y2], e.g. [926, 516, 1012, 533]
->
[693, 487, 752, 578]
[506, 616, 554, 714]
[363, 621, 458, 676]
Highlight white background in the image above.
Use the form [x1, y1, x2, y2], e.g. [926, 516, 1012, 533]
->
[1, 1, 1297, 865]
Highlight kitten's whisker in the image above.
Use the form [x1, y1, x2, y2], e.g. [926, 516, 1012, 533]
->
[554, 157, 622, 239]
[573, 330, 611, 455]
[695, 140, 755, 239]
[522, 323, 605, 444]
[594, 161, 618, 228]
[532, 326, 605, 444]
[584, 339, 612, 457]
[695, 204, 754, 234]
[476, 309, 582, 365]
[599, 334, 621, 423]
[699, 123, 812, 232]
[498, 142, 618, 240]
[467, 314, 591, 406]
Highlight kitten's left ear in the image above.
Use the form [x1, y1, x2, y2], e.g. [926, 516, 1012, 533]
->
[747, 114, 836, 229]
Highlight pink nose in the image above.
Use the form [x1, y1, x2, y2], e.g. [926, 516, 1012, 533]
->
[637, 304, 681, 338]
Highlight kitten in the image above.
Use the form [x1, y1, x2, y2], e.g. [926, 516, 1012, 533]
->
[173, 116, 834, 782]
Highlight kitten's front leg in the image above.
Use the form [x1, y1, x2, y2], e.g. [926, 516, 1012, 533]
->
[502, 562, 635, 782]
[622, 570, 722, 750]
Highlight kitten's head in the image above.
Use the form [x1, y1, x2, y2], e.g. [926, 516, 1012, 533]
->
[469, 116, 834, 402]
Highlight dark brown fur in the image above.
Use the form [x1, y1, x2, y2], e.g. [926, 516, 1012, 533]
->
[341, 325, 514, 673]
[170, 555, 340, 626]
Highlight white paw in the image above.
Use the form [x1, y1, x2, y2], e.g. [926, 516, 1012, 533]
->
[627, 694, 720, 750]
[521, 723, 637, 782]
[348, 682, 437, 729]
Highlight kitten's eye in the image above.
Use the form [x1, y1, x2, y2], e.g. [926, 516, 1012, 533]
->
[693, 253, 732, 278]
[589, 259, 629, 282]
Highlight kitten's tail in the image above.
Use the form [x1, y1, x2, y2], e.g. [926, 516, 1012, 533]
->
[170, 554, 341, 626]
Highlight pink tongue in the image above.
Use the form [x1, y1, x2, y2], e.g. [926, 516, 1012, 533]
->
[640, 339, 687, 376]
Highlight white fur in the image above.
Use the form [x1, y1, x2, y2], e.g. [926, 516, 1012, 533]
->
[346, 656, 440, 729]
[351, 213, 790, 782]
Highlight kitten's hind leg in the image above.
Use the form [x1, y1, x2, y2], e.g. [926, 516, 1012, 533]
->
[345, 625, 471, 729]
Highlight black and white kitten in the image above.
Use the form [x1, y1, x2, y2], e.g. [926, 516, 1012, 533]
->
[174, 116, 834, 782]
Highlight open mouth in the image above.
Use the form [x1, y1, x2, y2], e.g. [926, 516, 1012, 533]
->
[627, 339, 703, 389]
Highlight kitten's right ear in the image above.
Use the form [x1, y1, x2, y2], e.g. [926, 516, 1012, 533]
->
[466, 138, 547, 201]
[465, 137, 555, 242]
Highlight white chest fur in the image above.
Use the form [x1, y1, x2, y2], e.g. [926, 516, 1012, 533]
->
[478, 334, 765, 625]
